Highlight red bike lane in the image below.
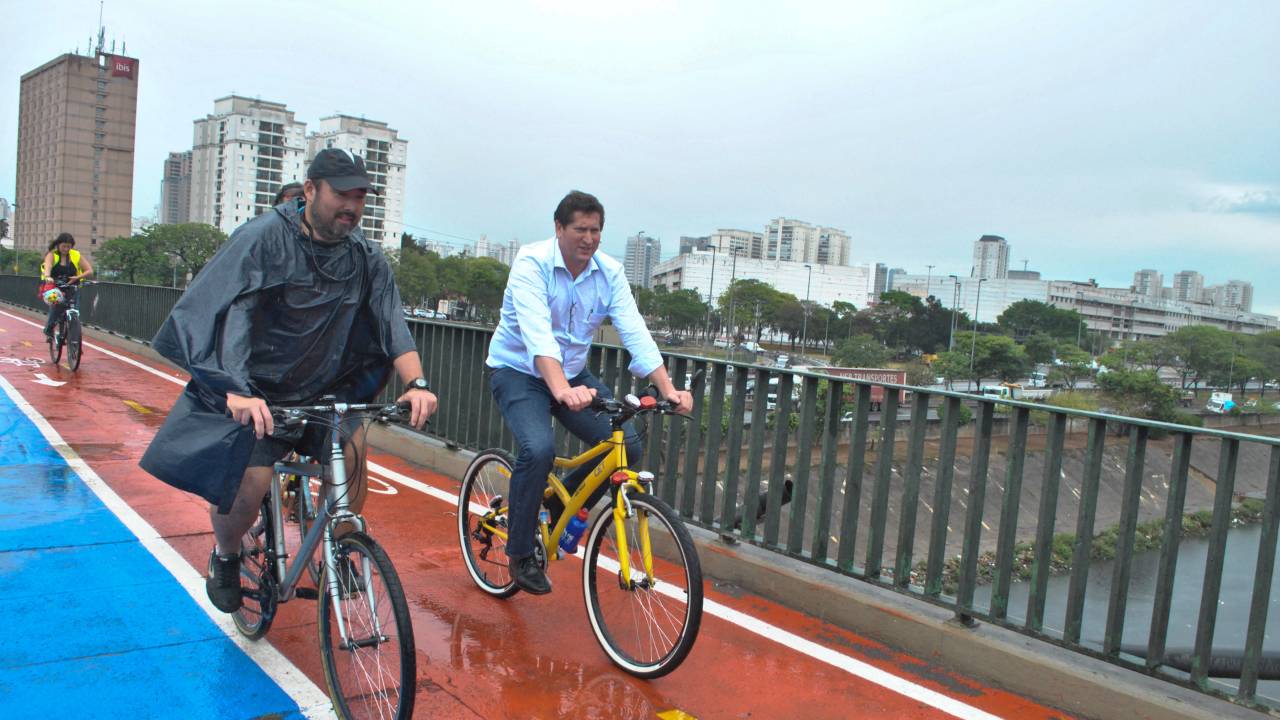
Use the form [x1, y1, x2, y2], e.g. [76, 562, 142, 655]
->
[0, 308, 1071, 720]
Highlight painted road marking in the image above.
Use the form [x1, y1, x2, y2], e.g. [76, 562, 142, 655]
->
[0, 310, 1007, 720]
[365, 462, 1004, 720]
[32, 372, 65, 387]
[657, 710, 699, 719]
[124, 399, 152, 414]
[0, 375, 335, 719]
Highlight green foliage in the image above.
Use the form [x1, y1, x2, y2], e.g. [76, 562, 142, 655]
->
[1031, 391, 1098, 426]
[1095, 367, 1179, 422]
[903, 360, 935, 387]
[94, 223, 229, 286]
[996, 299, 1085, 343]
[1022, 333, 1058, 365]
[937, 399, 972, 427]
[952, 332, 1029, 386]
[833, 334, 891, 367]
[0, 248, 45, 275]
[388, 245, 509, 320]
[655, 288, 708, 334]
[1048, 344, 1092, 390]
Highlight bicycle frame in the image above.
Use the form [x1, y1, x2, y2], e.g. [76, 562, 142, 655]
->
[263, 407, 377, 645]
[487, 425, 655, 583]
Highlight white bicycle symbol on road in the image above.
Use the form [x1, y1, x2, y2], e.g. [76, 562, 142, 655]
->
[0, 357, 46, 368]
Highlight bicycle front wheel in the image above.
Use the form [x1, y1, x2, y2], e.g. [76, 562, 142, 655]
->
[318, 531, 415, 720]
[457, 449, 519, 597]
[582, 492, 703, 678]
[48, 319, 63, 364]
[66, 315, 82, 371]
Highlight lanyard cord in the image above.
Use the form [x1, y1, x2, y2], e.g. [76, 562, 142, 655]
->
[299, 213, 359, 283]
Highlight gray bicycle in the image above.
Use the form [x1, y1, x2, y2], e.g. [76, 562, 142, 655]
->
[232, 399, 415, 720]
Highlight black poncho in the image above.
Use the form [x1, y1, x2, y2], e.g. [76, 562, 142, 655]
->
[139, 202, 416, 511]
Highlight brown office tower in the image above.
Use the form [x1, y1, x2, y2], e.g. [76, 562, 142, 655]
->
[14, 51, 139, 259]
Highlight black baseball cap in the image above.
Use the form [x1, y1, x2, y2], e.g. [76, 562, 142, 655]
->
[307, 148, 379, 194]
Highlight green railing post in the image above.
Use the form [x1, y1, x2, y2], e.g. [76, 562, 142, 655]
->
[956, 402, 995, 623]
[865, 388, 900, 580]
[836, 383, 872, 573]
[1027, 412, 1067, 633]
[894, 391, 930, 587]
[1191, 438, 1239, 688]
[991, 405, 1029, 621]
[924, 395, 960, 597]
[1064, 417, 1107, 644]
[1103, 425, 1149, 657]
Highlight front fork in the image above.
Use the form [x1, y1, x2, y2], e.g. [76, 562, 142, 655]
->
[611, 471, 656, 589]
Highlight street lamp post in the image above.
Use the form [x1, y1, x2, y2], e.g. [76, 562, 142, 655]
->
[968, 278, 988, 378]
[704, 246, 717, 342]
[800, 263, 813, 355]
[947, 274, 960, 351]
[925, 264, 935, 299]
[726, 249, 739, 361]
[1227, 313, 1243, 391]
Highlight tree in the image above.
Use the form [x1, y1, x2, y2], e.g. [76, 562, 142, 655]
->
[1096, 368, 1180, 422]
[389, 246, 439, 307]
[94, 234, 169, 285]
[1049, 344, 1092, 390]
[955, 332, 1030, 387]
[1162, 326, 1233, 390]
[833, 334, 891, 368]
[655, 289, 707, 335]
[1023, 333, 1058, 366]
[631, 285, 657, 319]
[0, 248, 44, 275]
[465, 257, 510, 322]
[143, 223, 228, 282]
[996, 299, 1085, 343]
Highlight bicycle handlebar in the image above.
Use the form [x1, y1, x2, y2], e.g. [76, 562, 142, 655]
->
[271, 400, 411, 428]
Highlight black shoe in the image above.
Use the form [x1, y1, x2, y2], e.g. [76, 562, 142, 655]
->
[509, 554, 552, 595]
[206, 549, 243, 612]
[43, 328, 53, 339]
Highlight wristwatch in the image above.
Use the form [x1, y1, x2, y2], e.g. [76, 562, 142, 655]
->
[407, 377, 431, 392]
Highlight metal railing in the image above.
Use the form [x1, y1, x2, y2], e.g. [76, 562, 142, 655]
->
[4, 273, 1278, 710]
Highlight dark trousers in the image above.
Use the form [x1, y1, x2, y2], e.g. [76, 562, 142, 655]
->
[488, 366, 641, 560]
[43, 286, 77, 335]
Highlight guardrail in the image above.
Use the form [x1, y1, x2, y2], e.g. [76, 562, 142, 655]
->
[4, 273, 1277, 711]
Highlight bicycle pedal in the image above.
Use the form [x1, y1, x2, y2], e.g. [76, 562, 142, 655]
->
[294, 587, 320, 600]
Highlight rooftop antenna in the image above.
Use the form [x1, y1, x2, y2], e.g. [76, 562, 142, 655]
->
[95, 0, 105, 55]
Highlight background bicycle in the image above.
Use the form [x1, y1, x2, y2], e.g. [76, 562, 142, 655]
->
[44, 279, 91, 371]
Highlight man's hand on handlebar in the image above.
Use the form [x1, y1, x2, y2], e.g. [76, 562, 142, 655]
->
[555, 385, 597, 412]
[664, 389, 694, 415]
[396, 388, 438, 429]
[228, 392, 273, 438]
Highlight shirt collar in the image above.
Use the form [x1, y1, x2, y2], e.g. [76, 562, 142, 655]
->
[550, 238, 599, 282]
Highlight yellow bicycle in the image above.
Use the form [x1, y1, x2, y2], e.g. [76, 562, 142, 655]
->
[457, 391, 703, 678]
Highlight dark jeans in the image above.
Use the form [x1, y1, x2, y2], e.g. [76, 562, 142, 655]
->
[488, 366, 641, 560]
[43, 286, 77, 335]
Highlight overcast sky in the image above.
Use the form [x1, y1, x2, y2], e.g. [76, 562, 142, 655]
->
[2, 1, 1277, 314]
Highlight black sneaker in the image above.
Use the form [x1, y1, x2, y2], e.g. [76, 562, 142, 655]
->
[509, 554, 551, 595]
[206, 549, 243, 612]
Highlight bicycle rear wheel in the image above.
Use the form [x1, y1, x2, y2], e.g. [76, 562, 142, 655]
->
[318, 531, 415, 720]
[582, 492, 703, 678]
[48, 318, 63, 364]
[457, 449, 519, 597]
[233, 501, 277, 639]
[66, 315, 82, 371]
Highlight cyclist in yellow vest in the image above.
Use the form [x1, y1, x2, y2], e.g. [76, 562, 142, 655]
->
[41, 232, 94, 338]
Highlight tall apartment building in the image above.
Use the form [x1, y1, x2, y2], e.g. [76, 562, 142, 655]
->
[971, 235, 1009, 279]
[1171, 270, 1205, 303]
[0, 198, 12, 248]
[763, 218, 849, 265]
[623, 232, 662, 288]
[1132, 268, 1163, 297]
[15, 51, 139, 257]
[159, 150, 192, 224]
[1210, 280, 1254, 313]
[709, 229, 764, 259]
[306, 115, 408, 249]
[190, 96, 307, 235]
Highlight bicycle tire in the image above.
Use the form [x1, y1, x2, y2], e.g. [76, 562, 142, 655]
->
[317, 531, 415, 720]
[66, 314, 82, 371]
[233, 501, 277, 639]
[48, 319, 63, 365]
[457, 449, 519, 598]
[582, 492, 703, 678]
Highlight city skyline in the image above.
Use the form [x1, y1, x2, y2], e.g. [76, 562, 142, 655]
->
[1, 2, 1276, 314]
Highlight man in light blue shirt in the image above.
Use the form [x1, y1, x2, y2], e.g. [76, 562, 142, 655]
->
[485, 190, 693, 595]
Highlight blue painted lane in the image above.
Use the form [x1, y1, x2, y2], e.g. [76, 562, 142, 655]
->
[0, 388, 307, 719]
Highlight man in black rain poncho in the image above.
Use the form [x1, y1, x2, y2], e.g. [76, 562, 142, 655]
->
[140, 149, 438, 613]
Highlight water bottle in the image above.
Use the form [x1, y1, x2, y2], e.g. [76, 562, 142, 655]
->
[558, 509, 590, 555]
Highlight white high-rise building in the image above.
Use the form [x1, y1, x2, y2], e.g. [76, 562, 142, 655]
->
[1209, 280, 1254, 313]
[709, 229, 764, 259]
[971, 235, 1009, 279]
[1171, 270, 1205, 303]
[763, 218, 849, 265]
[1132, 269, 1163, 297]
[624, 232, 661, 288]
[190, 96, 307, 235]
[306, 115, 408, 250]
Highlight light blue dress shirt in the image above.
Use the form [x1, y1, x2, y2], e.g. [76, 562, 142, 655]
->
[486, 238, 663, 380]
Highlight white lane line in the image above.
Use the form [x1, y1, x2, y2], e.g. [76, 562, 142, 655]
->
[0, 310, 189, 386]
[2, 311, 1005, 720]
[0, 375, 335, 719]
[366, 462, 1003, 720]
